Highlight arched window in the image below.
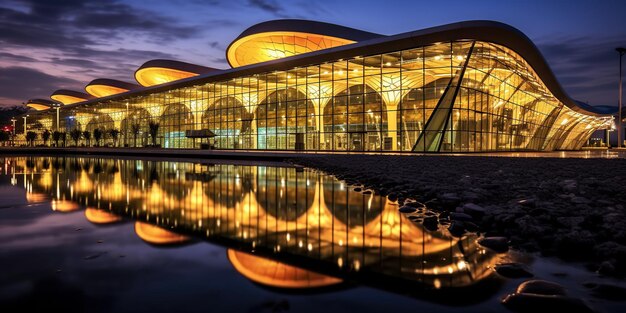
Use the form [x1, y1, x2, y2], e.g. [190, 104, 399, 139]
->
[159, 103, 193, 148]
[325, 84, 386, 151]
[256, 88, 314, 150]
[202, 97, 250, 149]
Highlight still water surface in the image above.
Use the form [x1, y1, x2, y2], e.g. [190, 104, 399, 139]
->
[1, 156, 515, 312]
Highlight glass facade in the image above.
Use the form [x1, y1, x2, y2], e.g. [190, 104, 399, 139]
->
[19, 40, 612, 152]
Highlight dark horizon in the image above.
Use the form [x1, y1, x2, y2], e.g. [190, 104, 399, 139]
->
[1, 0, 625, 108]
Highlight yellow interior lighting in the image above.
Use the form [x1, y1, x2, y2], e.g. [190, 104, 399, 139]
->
[227, 31, 356, 68]
[135, 67, 198, 87]
[227, 249, 342, 288]
[50, 94, 85, 105]
[86, 84, 129, 98]
[26, 103, 51, 111]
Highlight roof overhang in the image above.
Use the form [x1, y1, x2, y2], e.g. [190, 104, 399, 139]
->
[85, 78, 140, 98]
[226, 19, 383, 68]
[134, 59, 218, 87]
[25, 98, 60, 111]
[50, 89, 93, 105]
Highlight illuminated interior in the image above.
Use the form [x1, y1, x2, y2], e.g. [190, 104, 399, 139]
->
[19, 20, 613, 151]
[50, 90, 91, 105]
[227, 249, 342, 288]
[227, 31, 356, 68]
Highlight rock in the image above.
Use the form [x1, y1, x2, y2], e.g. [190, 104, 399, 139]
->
[462, 203, 486, 217]
[464, 221, 479, 232]
[450, 212, 473, 221]
[502, 293, 594, 313]
[478, 236, 509, 253]
[387, 193, 398, 202]
[399, 206, 417, 214]
[583, 282, 626, 301]
[439, 192, 460, 208]
[448, 221, 466, 237]
[495, 263, 533, 278]
[423, 216, 439, 231]
[516, 280, 567, 296]
[571, 196, 591, 204]
[517, 198, 536, 207]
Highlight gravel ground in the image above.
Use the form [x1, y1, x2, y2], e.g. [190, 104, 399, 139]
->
[293, 155, 626, 277]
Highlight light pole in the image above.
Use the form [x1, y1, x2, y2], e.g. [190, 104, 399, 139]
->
[10, 118, 16, 146]
[617, 47, 626, 148]
[22, 115, 28, 134]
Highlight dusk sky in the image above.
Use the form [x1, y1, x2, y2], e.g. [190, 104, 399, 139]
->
[0, 0, 625, 108]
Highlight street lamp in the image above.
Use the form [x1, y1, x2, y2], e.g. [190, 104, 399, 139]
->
[617, 47, 626, 148]
[10, 118, 16, 146]
[22, 115, 28, 134]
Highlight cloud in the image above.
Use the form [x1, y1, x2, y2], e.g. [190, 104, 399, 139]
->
[536, 35, 624, 106]
[248, 0, 283, 13]
[0, 66, 82, 103]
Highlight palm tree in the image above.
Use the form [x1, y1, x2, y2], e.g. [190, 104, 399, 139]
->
[25, 131, 37, 146]
[93, 128, 103, 146]
[60, 132, 67, 147]
[131, 123, 141, 147]
[42, 129, 51, 146]
[148, 121, 160, 147]
[82, 130, 91, 146]
[52, 131, 61, 147]
[108, 128, 120, 147]
[0, 131, 10, 146]
[70, 129, 82, 146]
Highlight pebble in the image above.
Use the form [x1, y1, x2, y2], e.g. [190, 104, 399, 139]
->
[478, 237, 509, 253]
[502, 293, 594, 313]
[448, 221, 466, 237]
[516, 280, 567, 296]
[583, 282, 626, 301]
[462, 203, 486, 217]
[399, 206, 417, 213]
[495, 262, 533, 278]
[450, 212, 473, 221]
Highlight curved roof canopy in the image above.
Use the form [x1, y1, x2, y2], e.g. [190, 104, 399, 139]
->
[85, 78, 140, 98]
[227, 19, 383, 68]
[50, 89, 93, 105]
[25, 98, 60, 111]
[135, 59, 218, 87]
[227, 249, 342, 289]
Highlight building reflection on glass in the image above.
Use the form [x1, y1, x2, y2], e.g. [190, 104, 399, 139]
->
[4, 156, 499, 294]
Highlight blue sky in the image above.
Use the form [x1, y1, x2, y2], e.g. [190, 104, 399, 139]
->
[0, 0, 625, 107]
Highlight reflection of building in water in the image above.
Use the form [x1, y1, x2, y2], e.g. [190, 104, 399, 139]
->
[10, 156, 498, 289]
[227, 249, 343, 289]
[134, 221, 190, 245]
[85, 207, 122, 224]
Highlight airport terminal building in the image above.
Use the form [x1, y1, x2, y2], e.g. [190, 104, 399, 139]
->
[17, 20, 614, 152]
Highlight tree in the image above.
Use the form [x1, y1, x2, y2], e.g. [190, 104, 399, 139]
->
[148, 121, 160, 147]
[52, 131, 62, 147]
[82, 130, 91, 146]
[60, 132, 67, 147]
[93, 128, 103, 146]
[42, 129, 51, 146]
[0, 131, 10, 146]
[25, 131, 37, 146]
[131, 123, 141, 147]
[70, 129, 82, 146]
[108, 128, 120, 147]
